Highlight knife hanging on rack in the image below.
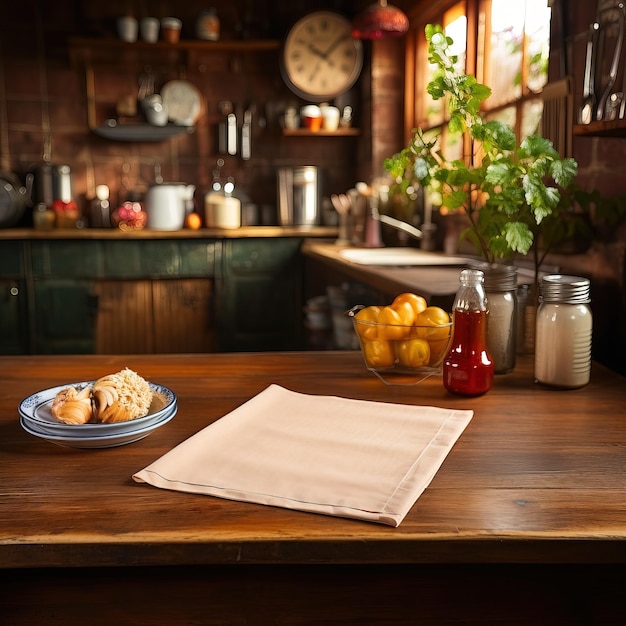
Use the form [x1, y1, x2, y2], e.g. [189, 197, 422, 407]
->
[596, 2, 625, 121]
[578, 21, 600, 124]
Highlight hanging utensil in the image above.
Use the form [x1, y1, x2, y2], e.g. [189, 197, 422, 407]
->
[596, 3, 625, 121]
[241, 107, 252, 160]
[578, 21, 600, 124]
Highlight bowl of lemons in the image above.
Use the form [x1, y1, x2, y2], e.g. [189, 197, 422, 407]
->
[348, 292, 453, 385]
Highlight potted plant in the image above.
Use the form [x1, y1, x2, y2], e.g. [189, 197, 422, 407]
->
[384, 23, 579, 279]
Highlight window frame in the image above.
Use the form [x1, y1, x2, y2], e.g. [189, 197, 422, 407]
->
[404, 0, 550, 145]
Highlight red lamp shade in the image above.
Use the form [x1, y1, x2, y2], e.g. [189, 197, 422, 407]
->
[352, 0, 409, 39]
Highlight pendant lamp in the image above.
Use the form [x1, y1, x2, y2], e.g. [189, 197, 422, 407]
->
[352, 0, 409, 39]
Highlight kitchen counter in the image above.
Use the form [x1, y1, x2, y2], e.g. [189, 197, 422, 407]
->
[0, 226, 338, 240]
[302, 240, 481, 304]
[2, 351, 626, 623]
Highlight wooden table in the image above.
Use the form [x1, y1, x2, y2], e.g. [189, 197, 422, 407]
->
[2, 352, 626, 624]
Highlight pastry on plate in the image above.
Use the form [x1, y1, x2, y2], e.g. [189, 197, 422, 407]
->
[92, 368, 153, 423]
[50, 386, 93, 425]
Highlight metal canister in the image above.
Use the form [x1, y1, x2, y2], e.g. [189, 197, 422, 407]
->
[534, 275, 592, 388]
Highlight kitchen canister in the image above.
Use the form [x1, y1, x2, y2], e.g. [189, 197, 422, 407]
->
[484, 264, 518, 374]
[534, 274, 592, 389]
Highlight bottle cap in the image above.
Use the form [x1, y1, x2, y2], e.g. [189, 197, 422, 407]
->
[539, 274, 590, 304]
[483, 264, 517, 292]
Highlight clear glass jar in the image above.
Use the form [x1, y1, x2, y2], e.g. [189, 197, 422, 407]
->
[484, 264, 518, 374]
[443, 268, 494, 396]
[534, 275, 592, 389]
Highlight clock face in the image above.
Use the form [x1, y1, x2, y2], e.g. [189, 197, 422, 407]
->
[281, 11, 364, 101]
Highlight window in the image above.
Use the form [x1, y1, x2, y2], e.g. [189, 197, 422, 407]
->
[405, 0, 552, 156]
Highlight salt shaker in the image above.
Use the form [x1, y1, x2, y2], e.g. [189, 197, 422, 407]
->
[534, 275, 592, 388]
[484, 264, 518, 374]
[443, 269, 494, 396]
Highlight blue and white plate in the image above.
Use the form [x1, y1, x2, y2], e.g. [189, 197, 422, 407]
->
[20, 404, 177, 449]
[19, 381, 176, 439]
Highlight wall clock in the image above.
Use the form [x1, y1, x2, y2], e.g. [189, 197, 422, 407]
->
[281, 11, 364, 102]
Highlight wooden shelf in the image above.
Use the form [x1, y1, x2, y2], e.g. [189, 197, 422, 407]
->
[573, 118, 626, 137]
[92, 121, 194, 142]
[68, 37, 280, 67]
[282, 128, 360, 137]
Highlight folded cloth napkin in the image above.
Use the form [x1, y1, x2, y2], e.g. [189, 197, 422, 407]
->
[133, 385, 473, 526]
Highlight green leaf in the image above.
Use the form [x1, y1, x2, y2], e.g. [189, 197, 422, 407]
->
[550, 157, 578, 187]
[503, 222, 534, 254]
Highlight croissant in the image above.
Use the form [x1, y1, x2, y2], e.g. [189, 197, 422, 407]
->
[50, 386, 93, 425]
[92, 368, 153, 423]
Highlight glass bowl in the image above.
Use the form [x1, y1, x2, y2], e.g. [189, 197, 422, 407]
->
[348, 305, 453, 385]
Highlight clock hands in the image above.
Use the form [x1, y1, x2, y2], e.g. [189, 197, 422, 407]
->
[307, 30, 350, 63]
[321, 32, 350, 59]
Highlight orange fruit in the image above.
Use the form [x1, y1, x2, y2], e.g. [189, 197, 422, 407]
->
[391, 292, 427, 317]
[415, 306, 451, 342]
[185, 212, 202, 230]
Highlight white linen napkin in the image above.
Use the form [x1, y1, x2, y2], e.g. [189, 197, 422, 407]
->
[133, 385, 473, 526]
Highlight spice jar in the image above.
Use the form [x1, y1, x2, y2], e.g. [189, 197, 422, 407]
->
[484, 264, 518, 374]
[534, 275, 592, 389]
[196, 8, 220, 41]
[443, 268, 494, 396]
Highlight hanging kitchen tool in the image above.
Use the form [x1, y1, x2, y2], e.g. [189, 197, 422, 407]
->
[0, 171, 30, 227]
[595, 2, 625, 121]
[241, 107, 252, 160]
[217, 100, 238, 156]
[578, 21, 600, 124]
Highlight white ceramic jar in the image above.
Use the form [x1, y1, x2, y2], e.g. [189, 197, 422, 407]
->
[534, 275, 592, 389]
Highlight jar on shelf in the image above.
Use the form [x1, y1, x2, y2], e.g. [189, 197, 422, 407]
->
[196, 8, 220, 41]
[534, 275, 592, 389]
[484, 264, 518, 374]
[443, 268, 494, 396]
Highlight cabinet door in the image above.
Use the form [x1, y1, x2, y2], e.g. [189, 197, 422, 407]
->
[94, 280, 154, 354]
[0, 280, 29, 354]
[152, 279, 215, 353]
[32, 280, 96, 354]
[94, 279, 215, 354]
[218, 238, 303, 351]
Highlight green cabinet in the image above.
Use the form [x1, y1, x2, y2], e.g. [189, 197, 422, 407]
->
[217, 238, 304, 351]
[0, 235, 304, 354]
[0, 241, 28, 354]
[31, 279, 97, 353]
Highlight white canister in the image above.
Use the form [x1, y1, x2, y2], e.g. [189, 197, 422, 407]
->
[117, 16, 138, 42]
[205, 193, 241, 229]
[534, 275, 592, 389]
[484, 264, 518, 374]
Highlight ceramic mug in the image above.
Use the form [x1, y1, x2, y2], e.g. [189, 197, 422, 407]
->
[117, 16, 138, 43]
[300, 105, 322, 131]
[140, 17, 160, 43]
[161, 17, 182, 43]
[321, 106, 340, 131]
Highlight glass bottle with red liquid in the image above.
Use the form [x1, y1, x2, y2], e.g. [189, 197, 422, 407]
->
[443, 269, 494, 396]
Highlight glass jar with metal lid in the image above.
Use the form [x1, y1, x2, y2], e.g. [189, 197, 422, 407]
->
[534, 275, 592, 388]
[484, 264, 518, 374]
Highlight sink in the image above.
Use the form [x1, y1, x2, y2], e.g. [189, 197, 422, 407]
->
[339, 247, 480, 267]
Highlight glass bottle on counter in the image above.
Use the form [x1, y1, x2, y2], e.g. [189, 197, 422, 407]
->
[88, 185, 111, 228]
[443, 269, 494, 396]
[484, 264, 518, 374]
[534, 274, 592, 389]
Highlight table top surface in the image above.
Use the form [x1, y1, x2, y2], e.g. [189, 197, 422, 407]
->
[2, 351, 626, 569]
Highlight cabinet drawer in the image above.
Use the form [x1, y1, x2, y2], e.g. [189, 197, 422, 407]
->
[223, 238, 302, 274]
[102, 240, 217, 278]
[30, 240, 102, 278]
